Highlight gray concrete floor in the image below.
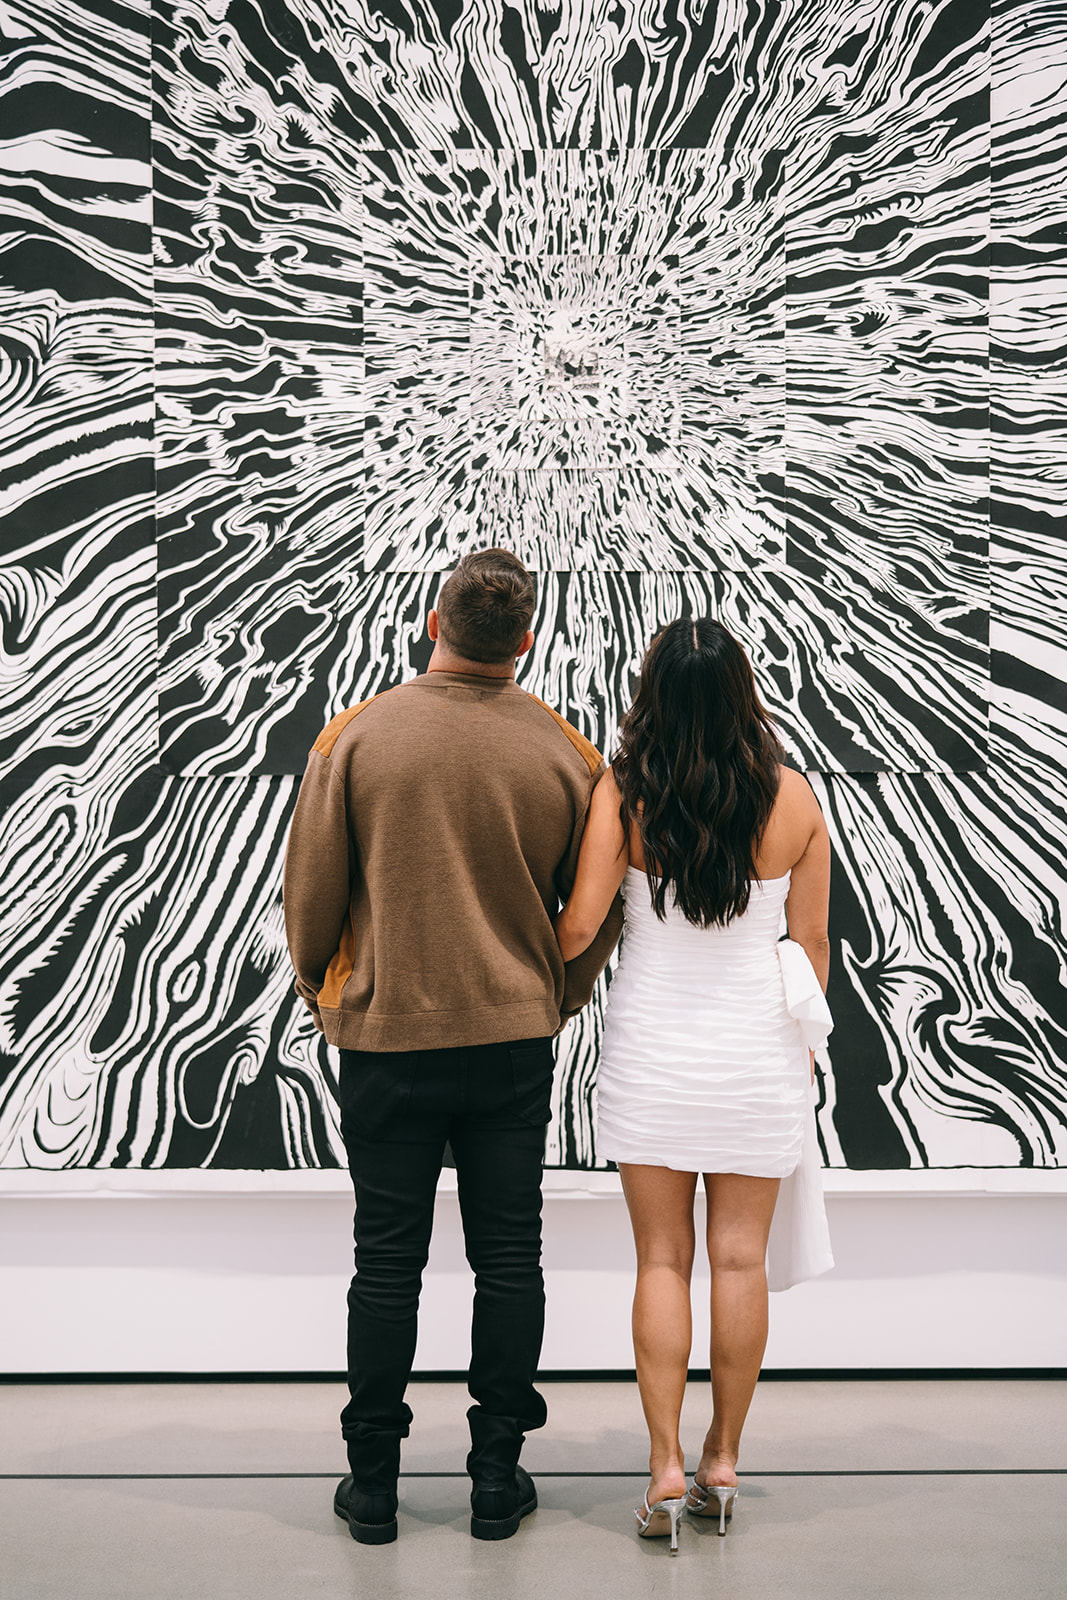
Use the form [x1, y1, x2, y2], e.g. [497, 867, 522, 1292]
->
[1, 1379, 1065, 1599]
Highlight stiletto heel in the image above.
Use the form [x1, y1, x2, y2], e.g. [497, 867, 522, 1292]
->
[634, 1492, 688, 1553]
[686, 1479, 739, 1535]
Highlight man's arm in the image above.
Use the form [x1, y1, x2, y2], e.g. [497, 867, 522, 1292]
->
[282, 752, 354, 1030]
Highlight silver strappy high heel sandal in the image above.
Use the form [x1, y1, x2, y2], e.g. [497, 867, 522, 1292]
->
[686, 1479, 739, 1535]
[634, 1492, 688, 1553]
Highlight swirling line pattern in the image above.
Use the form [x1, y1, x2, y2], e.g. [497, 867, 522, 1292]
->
[0, 0, 1064, 1170]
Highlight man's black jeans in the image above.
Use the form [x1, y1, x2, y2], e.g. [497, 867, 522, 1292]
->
[337, 1036, 554, 1490]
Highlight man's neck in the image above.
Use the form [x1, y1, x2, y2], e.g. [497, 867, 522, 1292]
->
[426, 644, 517, 681]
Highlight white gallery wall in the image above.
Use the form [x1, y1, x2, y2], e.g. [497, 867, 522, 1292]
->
[3, 1178, 1065, 1373]
[1, 0, 1065, 1375]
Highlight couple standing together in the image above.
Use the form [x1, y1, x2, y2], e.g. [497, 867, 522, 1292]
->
[283, 547, 833, 1553]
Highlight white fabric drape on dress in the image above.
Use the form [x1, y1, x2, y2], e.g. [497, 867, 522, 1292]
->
[766, 939, 835, 1292]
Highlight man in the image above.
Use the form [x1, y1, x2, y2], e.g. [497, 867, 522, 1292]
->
[283, 548, 620, 1545]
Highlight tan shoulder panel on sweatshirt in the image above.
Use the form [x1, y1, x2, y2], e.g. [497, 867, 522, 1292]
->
[525, 693, 603, 775]
[312, 695, 381, 758]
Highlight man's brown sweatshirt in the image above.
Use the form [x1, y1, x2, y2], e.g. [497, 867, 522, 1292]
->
[283, 670, 622, 1051]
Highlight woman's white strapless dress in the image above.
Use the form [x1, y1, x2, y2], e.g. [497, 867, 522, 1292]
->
[596, 866, 835, 1290]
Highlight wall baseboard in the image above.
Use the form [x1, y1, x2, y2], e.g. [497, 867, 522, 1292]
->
[1, 1367, 1064, 1385]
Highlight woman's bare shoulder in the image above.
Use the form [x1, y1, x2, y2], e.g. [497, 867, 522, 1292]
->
[776, 765, 820, 810]
[777, 768, 827, 834]
[756, 766, 826, 876]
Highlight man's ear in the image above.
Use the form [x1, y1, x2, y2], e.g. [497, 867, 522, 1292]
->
[516, 629, 534, 659]
[427, 609, 439, 642]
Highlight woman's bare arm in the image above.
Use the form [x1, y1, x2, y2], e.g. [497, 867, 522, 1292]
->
[555, 768, 629, 962]
[782, 775, 831, 993]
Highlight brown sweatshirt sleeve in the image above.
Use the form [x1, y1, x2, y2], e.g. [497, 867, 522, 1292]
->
[283, 750, 355, 1030]
[556, 760, 624, 1023]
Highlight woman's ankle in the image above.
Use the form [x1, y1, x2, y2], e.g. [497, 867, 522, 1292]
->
[696, 1446, 738, 1487]
[648, 1451, 687, 1501]
[647, 1475, 688, 1502]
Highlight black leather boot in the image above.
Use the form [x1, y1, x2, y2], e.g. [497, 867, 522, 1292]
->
[333, 1474, 399, 1545]
[469, 1463, 538, 1541]
[336, 1426, 402, 1543]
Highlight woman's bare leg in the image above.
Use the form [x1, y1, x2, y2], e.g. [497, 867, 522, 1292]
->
[696, 1172, 780, 1488]
[618, 1163, 698, 1503]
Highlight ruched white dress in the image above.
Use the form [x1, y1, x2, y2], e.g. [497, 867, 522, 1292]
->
[597, 867, 835, 1289]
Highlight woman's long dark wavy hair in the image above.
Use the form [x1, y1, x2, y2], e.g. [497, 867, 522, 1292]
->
[613, 618, 785, 927]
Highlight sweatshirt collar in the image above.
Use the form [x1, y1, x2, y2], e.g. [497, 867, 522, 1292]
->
[417, 671, 522, 692]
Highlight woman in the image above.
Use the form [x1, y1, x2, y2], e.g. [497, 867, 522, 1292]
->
[556, 618, 833, 1554]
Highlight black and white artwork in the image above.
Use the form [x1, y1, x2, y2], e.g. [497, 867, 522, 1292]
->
[0, 0, 1064, 1172]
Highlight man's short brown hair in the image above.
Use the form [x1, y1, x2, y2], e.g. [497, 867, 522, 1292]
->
[436, 548, 536, 664]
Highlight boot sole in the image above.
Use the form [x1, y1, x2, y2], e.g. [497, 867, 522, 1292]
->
[470, 1491, 537, 1541]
